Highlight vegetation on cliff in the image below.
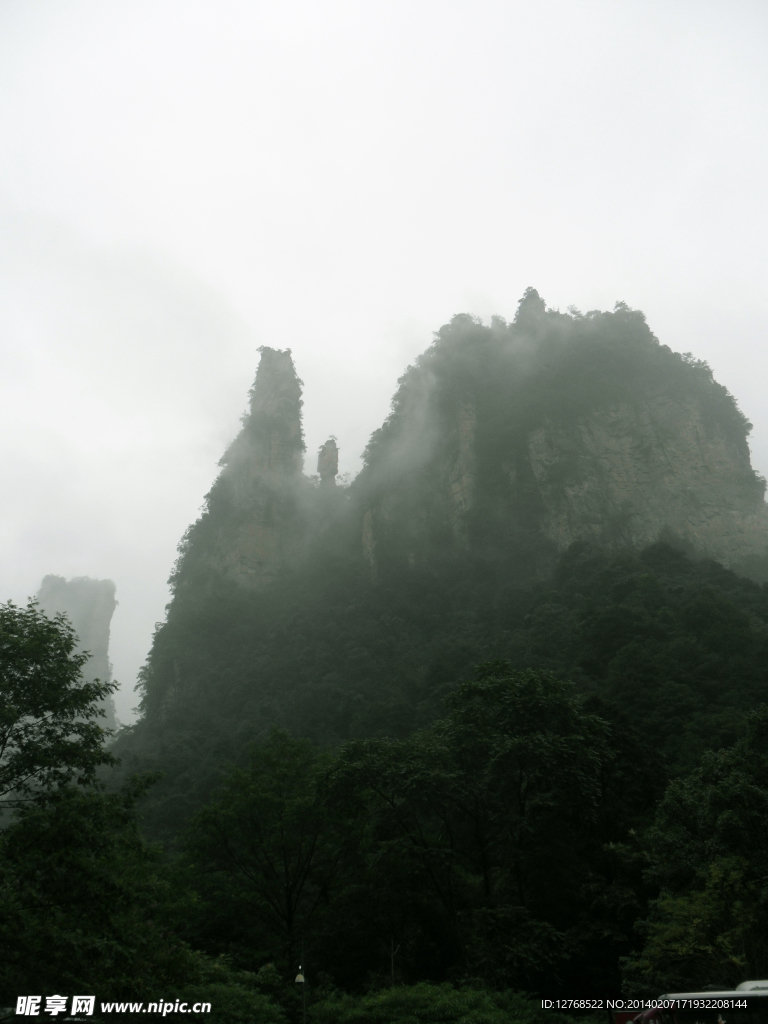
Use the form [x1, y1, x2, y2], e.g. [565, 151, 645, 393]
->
[105, 537, 768, 1004]
[357, 289, 764, 573]
[105, 293, 768, 1001]
[8, 293, 768, 1012]
[128, 293, 768, 780]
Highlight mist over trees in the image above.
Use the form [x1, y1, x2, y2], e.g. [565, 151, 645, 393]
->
[6, 294, 768, 1018]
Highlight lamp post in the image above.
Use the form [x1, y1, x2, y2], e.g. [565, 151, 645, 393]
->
[295, 965, 306, 1024]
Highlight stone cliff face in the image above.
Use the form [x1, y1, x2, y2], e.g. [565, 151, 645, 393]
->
[354, 293, 768, 574]
[447, 398, 476, 537]
[36, 575, 118, 729]
[527, 392, 768, 566]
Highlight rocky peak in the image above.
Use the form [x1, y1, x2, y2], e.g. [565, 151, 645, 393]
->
[317, 438, 339, 486]
[173, 347, 318, 591]
[219, 346, 304, 492]
[36, 575, 118, 730]
[354, 294, 768, 575]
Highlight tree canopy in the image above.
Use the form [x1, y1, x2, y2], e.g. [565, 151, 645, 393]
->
[0, 599, 117, 806]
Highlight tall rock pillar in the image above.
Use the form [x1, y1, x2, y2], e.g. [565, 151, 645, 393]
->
[36, 575, 118, 730]
[208, 347, 305, 588]
[317, 438, 339, 487]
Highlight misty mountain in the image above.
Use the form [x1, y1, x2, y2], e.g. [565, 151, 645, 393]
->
[114, 290, 768, 838]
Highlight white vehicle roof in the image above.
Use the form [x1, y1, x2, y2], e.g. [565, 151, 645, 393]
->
[662, 983, 768, 998]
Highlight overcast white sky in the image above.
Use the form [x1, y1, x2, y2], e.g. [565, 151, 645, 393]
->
[1, 0, 767, 723]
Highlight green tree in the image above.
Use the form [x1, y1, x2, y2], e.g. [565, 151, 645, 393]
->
[0, 777, 292, 1020]
[624, 706, 768, 993]
[0, 778, 193, 999]
[184, 730, 358, 974]
[333, 665, 641, 992]
[0, 601, 290, 1017]
[0, 599, 116, 805]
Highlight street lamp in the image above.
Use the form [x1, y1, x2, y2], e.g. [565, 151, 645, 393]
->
[295, 965, 306, 1024]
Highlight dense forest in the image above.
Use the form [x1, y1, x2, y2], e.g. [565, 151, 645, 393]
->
[4, 293, 768, 1021]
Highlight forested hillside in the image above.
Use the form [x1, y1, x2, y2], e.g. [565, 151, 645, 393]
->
[116, 292, 768, 835]
[6, 293, 768, 1017]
